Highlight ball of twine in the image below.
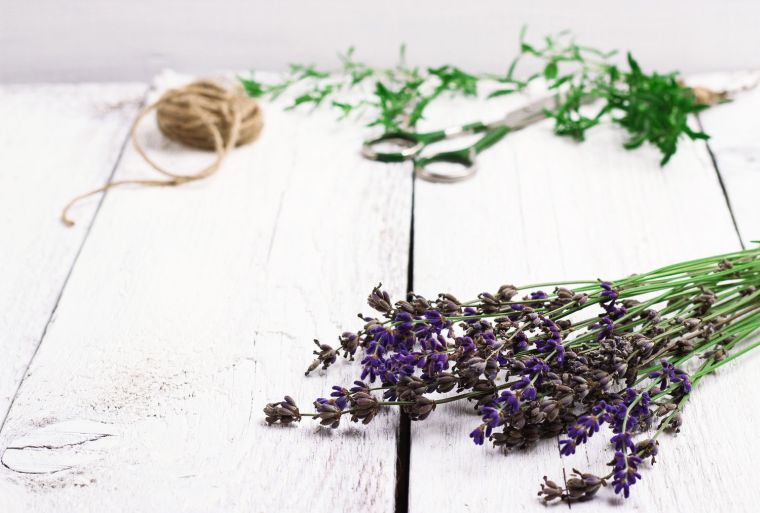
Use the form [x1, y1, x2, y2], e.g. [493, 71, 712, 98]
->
[62, 80, 263, 226]
[154, 80, 263, 150]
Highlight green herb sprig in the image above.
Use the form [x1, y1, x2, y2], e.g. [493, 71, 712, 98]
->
[242, 30, 720, 165]
[495, 29, 711, 164]
[241, 47, 479, 131]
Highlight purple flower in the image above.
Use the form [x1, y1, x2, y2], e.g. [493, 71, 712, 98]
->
[522, 386, 537, 401]
[470, 424, 490, 445]
[313, 397, 346, 428]
[564, 412, 607, 449]
[595, 316, 615, 340]
[649, 359, 692, 394]
[330, 386, 349, 399]
[591, 400, 609, 415]
[480, 406, 502, 428]
[566, 424, 589, 445]
[497, 390, 521, 414]
[510, 376, 531, 391]
[559, 438, 577, 456]
[393, 311, 414, 332]
[611, 451, 643, 498]
[524, 357, 550, 377]
[360, 352, 386, 382]
[611, 432, 635, 452]
[458, 336, 476, 354]
[600, 281, 619, 301]
[349, 381, 370, 394]
[367, 324, 395, 348]
[513, 331, 529, 352]
[423, 351, 449, 376]
[423, 309, 446, 330]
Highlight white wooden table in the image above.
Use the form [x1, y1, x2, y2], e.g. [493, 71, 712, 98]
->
[0, 71, 758, 512]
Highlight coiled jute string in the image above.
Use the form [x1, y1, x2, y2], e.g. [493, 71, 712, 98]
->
[61, 80, 263, 226]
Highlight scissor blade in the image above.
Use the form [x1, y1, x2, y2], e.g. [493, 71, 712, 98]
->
[499, 95, 563, 130]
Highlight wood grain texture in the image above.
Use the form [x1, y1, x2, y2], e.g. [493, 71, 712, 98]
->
[692, 70, 760, 246]
[408, 84, 758, 511]
[0, 72, 411, 512]
[0, 83, 146, 424]
[1, 72, 758, 512]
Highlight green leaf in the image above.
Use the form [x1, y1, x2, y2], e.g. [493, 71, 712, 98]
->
[487, 89, 516, 98]
[627, 52, 642, 75]
[548, 74, 574, 89]
[239, 78, 265, 97]
[521, 43, 538, 55]
[543, 61, 558, 80]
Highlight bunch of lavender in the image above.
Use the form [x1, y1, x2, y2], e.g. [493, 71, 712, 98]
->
[264, 247, 760, 503]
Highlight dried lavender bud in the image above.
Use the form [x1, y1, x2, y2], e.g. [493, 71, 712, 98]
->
[655, 402, 677, 417]
[393, 376, 426, 402]
[673, 338, 695, 354]
[439, 292, 461, 305]
[571, 292, 589, 305]
[349, 392, 381, 424]
[696, 290, 717, 312]
[636, 438, 659, 461]
[263, 396, 301, 425]
[313, 398, 345, 428]
[367, 284, 393, 314]
[405, 396, 436, 420]
[338, 332, 359, 359]
[663, 412, 683, 433]
[565, 469, 605, 501]
[349, 380, 371, 394]
[434, 372, 458, 393]
[538, 476, 564, 502]
[478, 292, 501, 313]
[305, 340, 337, 375]
[702, 347, 727, 361]
[408, 293, 431, 315]
[395, 300, 416, 314]
[497, 284, 518, 301]
[435, 297, 461, 315]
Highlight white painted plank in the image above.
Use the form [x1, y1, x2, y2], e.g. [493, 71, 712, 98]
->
[0, 84, 145, 423]
[692, 70, 760, 246]
[0, 72, 411, 512]
[409, 86, 756, 511]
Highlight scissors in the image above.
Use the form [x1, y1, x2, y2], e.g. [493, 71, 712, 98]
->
[361, 94, 564, 183]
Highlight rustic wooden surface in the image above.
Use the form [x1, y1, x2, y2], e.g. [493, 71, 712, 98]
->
[0, 83, 146, 424]
[0, 72, 758, 511]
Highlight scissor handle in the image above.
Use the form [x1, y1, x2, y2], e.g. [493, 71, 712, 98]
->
[414, 150, 478, 183]
[361, 132, 424, 162]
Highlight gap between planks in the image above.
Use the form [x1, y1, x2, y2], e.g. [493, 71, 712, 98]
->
[394, 169, 416, 513]
[696, 115, 745, 249]
[0, 84, 148, 432]
[0, 92, 149, 436]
